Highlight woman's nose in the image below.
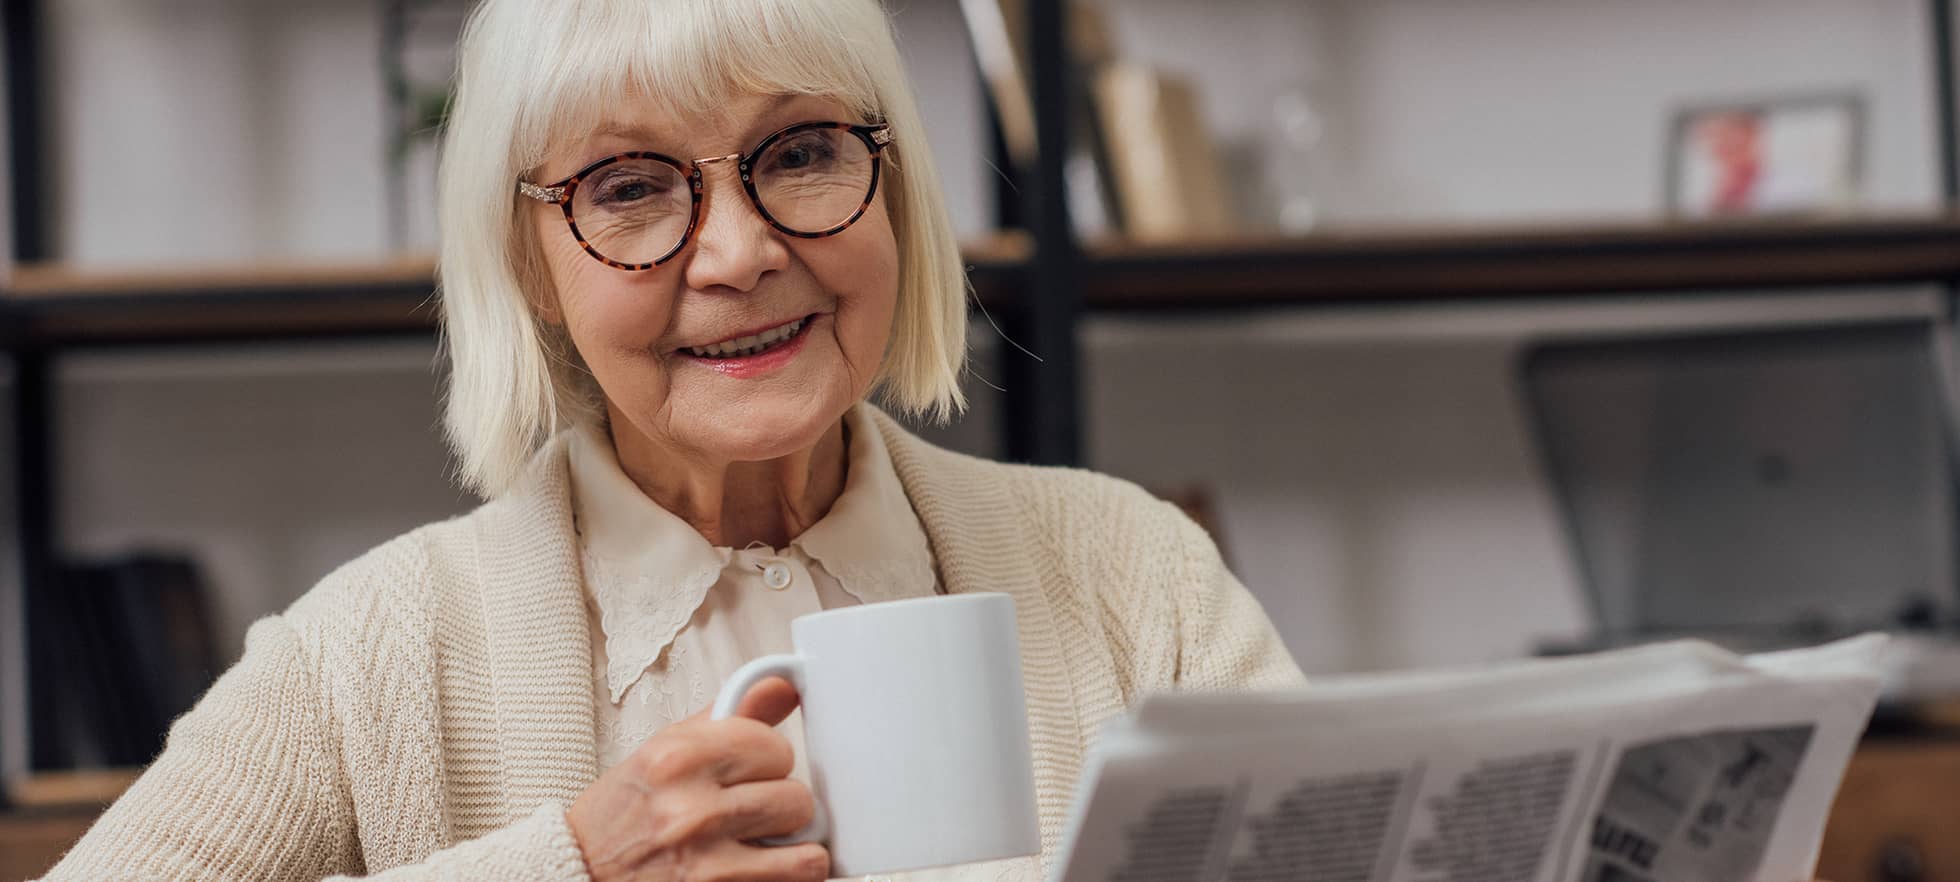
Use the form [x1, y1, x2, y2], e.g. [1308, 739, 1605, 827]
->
[681, 163, 790, 294]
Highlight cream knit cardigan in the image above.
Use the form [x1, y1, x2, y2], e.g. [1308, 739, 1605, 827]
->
[41, 411, 1306, 881]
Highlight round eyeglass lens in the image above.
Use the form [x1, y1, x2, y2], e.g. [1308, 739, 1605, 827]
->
[752, 127, 877, 234]
[569, 157, 693, 265]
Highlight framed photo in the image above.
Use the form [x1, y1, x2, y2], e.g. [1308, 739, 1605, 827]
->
[1665, 94, 1864, 218]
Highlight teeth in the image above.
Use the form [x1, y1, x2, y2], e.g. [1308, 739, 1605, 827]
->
[686, 317, 806, 359]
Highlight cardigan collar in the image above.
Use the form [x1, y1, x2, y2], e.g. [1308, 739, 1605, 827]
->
[450, 407, 1089, 867]
[461, 433, 601, 823]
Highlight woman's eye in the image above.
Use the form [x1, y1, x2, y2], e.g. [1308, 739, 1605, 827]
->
[770, 136, 837, 172]
[593, 174, 666, 205]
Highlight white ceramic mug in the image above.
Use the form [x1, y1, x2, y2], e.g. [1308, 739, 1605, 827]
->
[710, 592, 1041, 876]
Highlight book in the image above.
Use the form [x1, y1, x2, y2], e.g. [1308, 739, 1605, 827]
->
[28, 553, 218, 770]
[1092, 62, 1237, 242]
[958, 0, 1123, 238]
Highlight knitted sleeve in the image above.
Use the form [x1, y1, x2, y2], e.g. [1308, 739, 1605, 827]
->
[36, 616, 590, 882]
[348, 802, 590, 882]
[38, 616, 359, 880]
[1166, 503, 1308, 692]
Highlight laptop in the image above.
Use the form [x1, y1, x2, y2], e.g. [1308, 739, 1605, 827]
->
[1521, 320, 1959, 654]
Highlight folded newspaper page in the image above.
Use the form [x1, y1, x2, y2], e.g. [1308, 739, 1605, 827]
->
[1050, 634, 1886, 882]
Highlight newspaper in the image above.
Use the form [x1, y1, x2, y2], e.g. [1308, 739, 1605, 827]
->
[1050, 634, 1887, 882]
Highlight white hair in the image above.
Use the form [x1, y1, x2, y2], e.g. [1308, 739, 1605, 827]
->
[437, 0, 970, 497]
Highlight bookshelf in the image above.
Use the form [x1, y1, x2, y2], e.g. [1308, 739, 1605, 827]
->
[980, 0, 1960, 460]
[8, 215, 1960, 346]
[2, 260, 439, 346]
[0, 236, 1029, 347]
[8, 4, 1960, 876]
[1081, 215, 1960, 308]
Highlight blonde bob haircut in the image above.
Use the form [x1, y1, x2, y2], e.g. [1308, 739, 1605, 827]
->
[438, 0, 969, 497]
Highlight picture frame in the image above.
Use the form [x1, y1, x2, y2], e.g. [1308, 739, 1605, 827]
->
[1664, 93, 1865, 219]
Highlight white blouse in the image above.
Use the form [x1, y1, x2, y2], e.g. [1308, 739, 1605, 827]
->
[569, 406, 1037, 880]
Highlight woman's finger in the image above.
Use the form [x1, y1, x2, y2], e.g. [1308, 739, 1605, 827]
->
[628, 714, 795, 787]
[728, 675, 801, 726]
[716, 777, 818, 839]
[707, 840, 832, 882]
[697, 717, 797, 784]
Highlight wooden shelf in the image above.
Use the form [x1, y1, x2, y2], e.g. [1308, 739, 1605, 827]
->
[0, 768, 142, 879]
[1, 808, 102, 882]
[0, 236, 1034, 347]
[1079, 214, 1960, 309]
[1, 258, 441, 346]
[7, 217, 1960, 347]
[5, 768, 140, 809]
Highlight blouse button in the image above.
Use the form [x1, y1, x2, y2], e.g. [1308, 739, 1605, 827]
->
[762, 562, 793, 590]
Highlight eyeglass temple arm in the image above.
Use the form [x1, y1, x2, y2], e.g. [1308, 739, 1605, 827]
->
[517, 181, 567, 203]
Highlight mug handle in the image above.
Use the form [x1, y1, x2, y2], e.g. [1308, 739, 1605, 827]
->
[711, 654, 828, 846]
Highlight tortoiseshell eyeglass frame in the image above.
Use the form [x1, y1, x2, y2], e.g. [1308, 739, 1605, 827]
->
[516, 120, 895, 271]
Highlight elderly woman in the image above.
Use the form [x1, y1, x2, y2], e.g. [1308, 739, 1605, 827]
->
[39, 0, 1301, 880]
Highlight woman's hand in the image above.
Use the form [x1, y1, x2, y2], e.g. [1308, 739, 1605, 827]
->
[565, 677, 829, 882]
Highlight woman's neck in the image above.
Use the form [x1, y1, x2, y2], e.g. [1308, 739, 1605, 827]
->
[607, 416, 850, 549]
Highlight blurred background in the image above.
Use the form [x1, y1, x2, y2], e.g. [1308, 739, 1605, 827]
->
[7, 0, 1960, 879]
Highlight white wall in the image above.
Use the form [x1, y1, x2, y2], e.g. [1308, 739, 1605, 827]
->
[1109, 0, 1939, 227]
[1329, 0, 1938, 222]
[43, 0, 1947, 246]
[45, 0, 991, 266]
[23, 0, 1956, 676]
[890, 0, 992, 238]
[55, 343, 469, 654]
[42, 0, 1944, 241]
[50, 0, 388, 266]
[1082, 288, 1946, 672]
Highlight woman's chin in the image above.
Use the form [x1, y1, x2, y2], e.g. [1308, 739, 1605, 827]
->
[670, 397, 850, 463]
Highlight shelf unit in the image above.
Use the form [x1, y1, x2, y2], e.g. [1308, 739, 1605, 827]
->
[7, 0, 1960, 831]
[12, 215, 1960, 342]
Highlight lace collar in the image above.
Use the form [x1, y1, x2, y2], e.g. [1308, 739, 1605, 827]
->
[568, 404, 938, 702]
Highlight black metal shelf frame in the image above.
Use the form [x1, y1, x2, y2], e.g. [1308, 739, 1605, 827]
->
[4, 0, 52, 789]
[1000, 0, 1083, 467]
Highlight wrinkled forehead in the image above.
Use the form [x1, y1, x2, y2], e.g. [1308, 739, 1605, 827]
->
[509, 0, 883, 175]
[538, 91, 862, 174]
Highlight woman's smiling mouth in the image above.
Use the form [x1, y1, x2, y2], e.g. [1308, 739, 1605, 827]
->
[676, 313, 826, 378]
[683, 315, 814, 360]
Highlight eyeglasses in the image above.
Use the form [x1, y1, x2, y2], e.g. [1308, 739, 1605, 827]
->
[517, 120, 894, 271]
